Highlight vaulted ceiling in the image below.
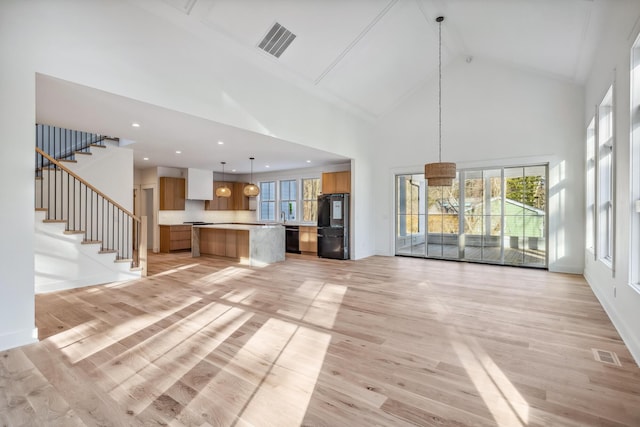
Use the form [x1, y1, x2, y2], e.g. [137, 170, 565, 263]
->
[169, 0, 604, 119]
[37, 0, 609, 172]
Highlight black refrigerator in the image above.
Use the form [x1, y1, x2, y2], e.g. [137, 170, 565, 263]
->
[317, 193, 349, 260]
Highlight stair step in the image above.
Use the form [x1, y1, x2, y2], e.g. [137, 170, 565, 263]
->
[81, 240, 102, 245]
[35, 208, 48, 212]
[99, 249, 117, 254]
[130, 266, 143, 272]
[43, 219, 66, 223]
[64, 230, 85, 235]
[58, 159, 77, 164]
[35, 176, 43, 180]
[115, 258, 133, 264]
[74, 151, 92, 156]
[90, 144, 107, 149]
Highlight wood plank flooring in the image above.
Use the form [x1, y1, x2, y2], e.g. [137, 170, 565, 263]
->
[2, 252, 640, 426]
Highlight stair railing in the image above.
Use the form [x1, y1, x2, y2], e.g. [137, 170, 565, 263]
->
[35, 147, 145, 273]
[35, 124, 108, 171]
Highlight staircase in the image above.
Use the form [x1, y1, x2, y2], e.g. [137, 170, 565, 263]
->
[34, 125, 146, 293]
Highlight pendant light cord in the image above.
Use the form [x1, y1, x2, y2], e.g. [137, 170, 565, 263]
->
[438, 17, 443, 163]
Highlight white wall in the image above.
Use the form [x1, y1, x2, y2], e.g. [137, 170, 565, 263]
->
[583, 1, 640, 364]
[0, 49, 37, 350]
[371, 56, 585, 274]
[66, 140, 134, 211]
[34, 211, 140, 293]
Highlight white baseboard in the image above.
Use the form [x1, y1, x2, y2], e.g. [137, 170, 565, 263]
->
[0, 327, 39, 352]
[584, 270, 640, 367]
[548, 263, 583, 274]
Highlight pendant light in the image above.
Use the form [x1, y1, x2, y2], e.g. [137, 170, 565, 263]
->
[215, 161, 231, 198]
[424, 16, 456, 187]
[243, 157, 260, 197]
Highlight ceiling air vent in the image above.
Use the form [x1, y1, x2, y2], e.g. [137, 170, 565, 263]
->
[258, 22, 296, 58]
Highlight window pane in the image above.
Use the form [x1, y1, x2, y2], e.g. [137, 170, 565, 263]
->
[259, 181, 276, 221]
[598, 86, 614, 261]
[302, 178, 320, 223]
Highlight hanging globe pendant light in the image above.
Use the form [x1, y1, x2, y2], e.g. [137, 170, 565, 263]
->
[243, 157, 260, 197]
[215, 161, 231, 198]
[424, 16, 456, 187]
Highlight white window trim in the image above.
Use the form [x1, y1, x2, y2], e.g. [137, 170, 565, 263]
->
[257, 176, 321, 225]
[595, 84, 615, 274]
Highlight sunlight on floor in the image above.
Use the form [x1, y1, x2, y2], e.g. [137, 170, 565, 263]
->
[452, 336, 529, 426]
[427, 285, 530, 426]
[277, 280, 347, 329]
[221, 287, 257, 303]
[43, 260, 337, 425]
[200, 266, 253, 290]
[148, 262, 201, 278]
[109, 304, 253, 414]
[181, 317, 331, 426]
[58, 295, 204, 364]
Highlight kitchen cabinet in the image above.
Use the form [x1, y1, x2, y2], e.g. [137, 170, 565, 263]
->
[159, 177, 186, 210]
[159, 224, 191, 252]
[299, 226, 317, 253]
[199, 228, 250, 259]
[321, 171, 351, 194]
[232, 182, 250, 210]
[205, 181, 250, 211]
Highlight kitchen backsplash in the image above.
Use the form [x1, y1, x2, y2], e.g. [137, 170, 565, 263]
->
[159, 199, 258, 224]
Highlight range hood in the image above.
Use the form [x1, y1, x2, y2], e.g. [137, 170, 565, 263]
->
[186, 168, 213, 200]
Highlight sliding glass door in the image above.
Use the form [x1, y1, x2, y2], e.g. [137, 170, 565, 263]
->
[396, 174, 426, 257]
[395, 164, 547, 268]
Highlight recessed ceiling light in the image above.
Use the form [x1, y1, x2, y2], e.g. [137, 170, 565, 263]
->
[232, 169, 236, 172]
[143, 157, 149, 161]
[175, 150, 182, 154]
[265, 165, 270, 168]
[306, 160, 311, 163]
[217, 141, 224, 145]
[131, 123, 140, 128]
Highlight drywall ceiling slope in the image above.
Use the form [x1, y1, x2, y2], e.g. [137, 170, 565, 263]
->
[146, 0, 606, 120]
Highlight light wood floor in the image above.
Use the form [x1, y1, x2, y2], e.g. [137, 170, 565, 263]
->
[2, 253, 640, 426]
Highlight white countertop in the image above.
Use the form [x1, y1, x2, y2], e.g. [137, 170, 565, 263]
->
[194, 224, 283, 231]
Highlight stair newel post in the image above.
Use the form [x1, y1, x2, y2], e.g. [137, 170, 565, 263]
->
[140, 216, 147, 276]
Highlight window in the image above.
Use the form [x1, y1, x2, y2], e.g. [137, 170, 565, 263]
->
[259, 181, 276, 221]
[631, 36, 640, 286]
[302, 178, 320, 222]
[598, 86, 614, 263]
[586, 117, 596, 253]
[280, 179, 297, 221]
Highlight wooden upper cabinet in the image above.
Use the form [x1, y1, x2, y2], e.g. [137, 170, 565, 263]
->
[205, 181, 250, 211]
[232, 182, 250, 210]
[322, 171, 351, 194]
[159, 177, 186, 210]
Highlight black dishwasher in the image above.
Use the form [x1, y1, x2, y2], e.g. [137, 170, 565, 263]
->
[285, 226, 300, 254]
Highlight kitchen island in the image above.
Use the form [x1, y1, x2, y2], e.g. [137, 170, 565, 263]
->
[192, 224, 285, 266]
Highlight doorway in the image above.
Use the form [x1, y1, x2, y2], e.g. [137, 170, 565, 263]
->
[142, 187, 155, 250]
